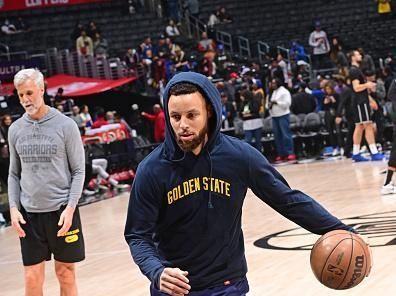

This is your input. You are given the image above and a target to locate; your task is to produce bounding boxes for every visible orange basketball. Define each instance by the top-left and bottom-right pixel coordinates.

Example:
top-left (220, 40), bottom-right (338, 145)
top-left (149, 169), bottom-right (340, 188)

top-left (310, 230), bottom-right (372, 290)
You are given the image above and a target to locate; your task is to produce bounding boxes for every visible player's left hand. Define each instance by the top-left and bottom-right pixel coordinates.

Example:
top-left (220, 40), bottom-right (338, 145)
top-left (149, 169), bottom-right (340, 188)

top-left (57, 206), bottom-right (75, 237)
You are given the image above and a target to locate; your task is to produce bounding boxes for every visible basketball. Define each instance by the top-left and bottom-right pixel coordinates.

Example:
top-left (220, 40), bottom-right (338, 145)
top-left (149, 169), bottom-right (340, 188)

top-left (310, 230), bottom-right (372, 290)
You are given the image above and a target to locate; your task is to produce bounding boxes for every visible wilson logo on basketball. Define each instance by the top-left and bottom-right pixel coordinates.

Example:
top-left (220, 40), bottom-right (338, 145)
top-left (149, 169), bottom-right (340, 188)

top-left (343, 255), bottom-right (364, 289)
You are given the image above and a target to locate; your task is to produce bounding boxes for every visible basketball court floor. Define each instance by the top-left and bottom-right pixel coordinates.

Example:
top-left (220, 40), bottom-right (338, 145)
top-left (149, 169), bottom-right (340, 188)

top-left (1, 158), bottom-right (395, 296)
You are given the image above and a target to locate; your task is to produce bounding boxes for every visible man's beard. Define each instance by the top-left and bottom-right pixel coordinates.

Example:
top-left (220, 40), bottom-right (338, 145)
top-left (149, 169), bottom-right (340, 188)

top-left (176, 124), bottom-right (208, 153)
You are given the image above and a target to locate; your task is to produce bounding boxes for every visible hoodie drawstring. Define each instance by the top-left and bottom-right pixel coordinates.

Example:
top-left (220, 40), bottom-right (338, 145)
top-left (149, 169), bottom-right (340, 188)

top-left (207, 149), bottom-right (214, 209)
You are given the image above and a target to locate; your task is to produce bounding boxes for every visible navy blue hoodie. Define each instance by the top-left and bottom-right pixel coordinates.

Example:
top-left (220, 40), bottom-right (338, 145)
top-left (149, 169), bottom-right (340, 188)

top-left (124, 72), bottom-right (353, 291)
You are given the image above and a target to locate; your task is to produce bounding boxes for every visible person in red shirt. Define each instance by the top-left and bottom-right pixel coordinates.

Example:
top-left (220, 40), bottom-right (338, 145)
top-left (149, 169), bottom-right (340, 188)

top-left (91, 107), bottom-right (108, 129)
top-left (141, 104), bottom-right (165, 142)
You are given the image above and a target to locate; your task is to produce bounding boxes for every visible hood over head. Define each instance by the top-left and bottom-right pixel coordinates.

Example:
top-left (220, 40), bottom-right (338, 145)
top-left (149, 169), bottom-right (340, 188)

top-left (162, 72), bottom-right (222, 161)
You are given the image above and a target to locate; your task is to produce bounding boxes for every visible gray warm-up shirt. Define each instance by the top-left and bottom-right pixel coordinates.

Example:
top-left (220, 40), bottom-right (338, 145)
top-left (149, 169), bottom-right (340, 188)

top-left (8, 107), bottom-right (85, 213)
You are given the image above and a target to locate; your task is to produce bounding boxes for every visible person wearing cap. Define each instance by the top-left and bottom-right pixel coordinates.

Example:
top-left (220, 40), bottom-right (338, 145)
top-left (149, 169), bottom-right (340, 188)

top-left (308, 21), bottom-right (330, 70)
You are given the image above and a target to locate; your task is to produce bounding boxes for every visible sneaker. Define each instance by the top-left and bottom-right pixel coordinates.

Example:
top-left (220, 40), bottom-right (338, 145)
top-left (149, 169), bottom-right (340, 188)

top-left (381, 183), bottom-right (396, 195)
top-left (114, 184), bottom-right (130, 191)
top-left (83, 189), bottom-right (96, 196)
top-left (352, 154), bottom-right (370, 162)
top-left (274, 156), bottom-right (286, 164)
top-left (287, 154), bottom-right (297, 164)
top-left (332, 147), bottom-right (340, 156)
top-left (371, 153), bottom-right (384, 161)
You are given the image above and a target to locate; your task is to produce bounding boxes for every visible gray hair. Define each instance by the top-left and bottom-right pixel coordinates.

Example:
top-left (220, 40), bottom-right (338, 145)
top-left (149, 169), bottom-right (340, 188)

top-left (13, 68), bottom-right (44, 89)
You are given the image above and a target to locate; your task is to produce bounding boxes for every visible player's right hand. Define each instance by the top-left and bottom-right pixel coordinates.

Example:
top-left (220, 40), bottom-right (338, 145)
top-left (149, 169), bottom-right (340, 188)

top-left (159, 267), bottom-right (191, 296)
top-left (10, 207), bottom-right (26, 238)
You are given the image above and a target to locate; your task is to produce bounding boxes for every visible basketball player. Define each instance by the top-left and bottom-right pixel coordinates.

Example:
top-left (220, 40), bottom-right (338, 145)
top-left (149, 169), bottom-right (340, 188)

top-left (8, 69), bottom-right (86, 295)
top-left (349, 50), bottom-right (384, 161)
top-left (124, 72), bottom-right (356, 296)
top-left (382, 78), bottom-right (396, 194)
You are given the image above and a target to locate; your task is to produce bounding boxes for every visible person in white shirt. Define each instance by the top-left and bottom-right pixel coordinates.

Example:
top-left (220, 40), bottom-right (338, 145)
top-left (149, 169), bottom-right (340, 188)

top-left (165, 19), bottom-right (180, 37)
top-left (268, 78), bottom-right (296, 163)
top-left (309, 21), bottom-right (330, 70)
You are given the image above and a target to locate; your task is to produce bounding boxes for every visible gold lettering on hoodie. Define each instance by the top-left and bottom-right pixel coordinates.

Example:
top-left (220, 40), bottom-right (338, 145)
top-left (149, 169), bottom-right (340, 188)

top-left (167, 177), bottom-right (230, 205)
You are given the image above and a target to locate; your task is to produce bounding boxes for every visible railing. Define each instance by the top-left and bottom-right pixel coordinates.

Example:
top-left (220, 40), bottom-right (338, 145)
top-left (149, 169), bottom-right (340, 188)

top-left (238, 36), bottom-right (251, 58)
top-left (0, 43), bottom-right (10, 61)
top-left (217, 30), bottom-right (233, 53)
top-left (187, 13), bottom-right (207, 39)
top-left (0, 51), bottom-right (28, 61)
top-left (257, 41), bottom-right (270, 63)
top-left (277, 46), bottom-right (290, 63)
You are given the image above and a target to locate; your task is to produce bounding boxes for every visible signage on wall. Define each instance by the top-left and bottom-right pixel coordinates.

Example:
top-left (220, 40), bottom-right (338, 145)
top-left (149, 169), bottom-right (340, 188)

top-left (0, 0), bottom-right (110, 12)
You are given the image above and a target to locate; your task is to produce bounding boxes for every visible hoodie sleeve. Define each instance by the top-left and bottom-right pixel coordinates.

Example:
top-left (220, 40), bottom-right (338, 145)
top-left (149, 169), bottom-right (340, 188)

top-left (7, 125), bottom-right (21, 209)
top-left (245, 145), bottom-right (354, 235)
top-left (64, 120), bottom-right (85, 208)
top-left (124, 165), bottom-right (165, 287)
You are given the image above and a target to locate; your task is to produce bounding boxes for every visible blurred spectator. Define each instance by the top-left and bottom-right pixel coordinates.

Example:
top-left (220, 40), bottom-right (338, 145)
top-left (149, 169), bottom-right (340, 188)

top-left (14, 17), bottom-right (30, 32)
top-left (207, 10), bottom-right (220, 27)
top-left (240, 89), bottom-right (262, 152)
top-left (199, 50), bottom-right (216, 77)
top-left (153, 57), bottom-right (167, 87)
top-left (124, 48), bottom-right (141, 74)
top-left (268, 78), bottom-right (296, 163)
top-left (87, 21), bottom-right (100, 39)
top-left (92, 107), bottom-right (108, 129)
top-left (54, 87), bottom-right (66, 107)
top-left (156, 35), bottom-right (170, 56)
top-left (252, 80), bottom-right (265, 114)
top-left (1, 19), bottom-right (19, 35)
top-left (141, 104), bottom-right (165, 142)
top-left (329, 36), bottom-right (348, 70)
top-left (93, 32), bottom-right (109, 58)
top-left (308, 21), bottom-right (330, 70)
top-left (0, 114), bottom-right (11, 226)
top-left (71, 105), bottom-right (85, 134)
top-left (129, 104), bottom-right (144, 136)
top-left (383, 66), bottom-right (394, 94)
top-left (290, 41), bottom-right (308, 63)
top-left (277, 53), bottom-right (289, 85)
top-left (173, 46), bottom-right (188, 72)
top-left (220, 92), bottom-right (236, 128)
top-left (71, 21), bottom-right (85, 42)
top-left (270, 59), bottom-right (286, 85)
top-left (185, 0), bottom-right (200, 19)
top-left (106, 111), bottom-right (115, 124)
top-left (218, 7), bottom-right (233, 23)
top-left (140, 36), bottom-right (153, 58)
top-left (165, 19), bottom-right (180, 37)
top-left (76, 30), bottom-right (94, 56)
top-left (114, 112), bottom-right (132, 138)
top-left (167, 0), bottom-right (180, 23)
top-left (291, 84), bottom-right (317, 114)
top-left (358, 48), bottom-right (375, 74)
top-left (323, 82), bottom-right (343, 155)
top-left (80, 104), bottom-right (93, 127)
top-left (57, 105), bottom-right (64, 113)
top-left (198, 31), bottom-right (216, 52)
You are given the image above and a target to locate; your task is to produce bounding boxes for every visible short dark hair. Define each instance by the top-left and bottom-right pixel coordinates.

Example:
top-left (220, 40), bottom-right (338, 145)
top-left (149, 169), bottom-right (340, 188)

top-left (169, 82), bottom-right (202, 97)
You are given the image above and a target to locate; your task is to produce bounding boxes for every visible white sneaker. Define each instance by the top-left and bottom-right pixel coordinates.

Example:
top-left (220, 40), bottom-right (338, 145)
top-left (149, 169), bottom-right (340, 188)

top-left (332, 148), bottom-right (340, 156)
top-left (381, 184), bottom-right (396, 195)
top-left (83, 189), bottom-right (96, 196)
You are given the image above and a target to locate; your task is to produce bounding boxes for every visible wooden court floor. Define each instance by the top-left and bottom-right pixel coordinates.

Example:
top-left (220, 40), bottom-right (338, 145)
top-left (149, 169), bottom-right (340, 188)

top-left (1, 158), bottom-right (396, 296)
